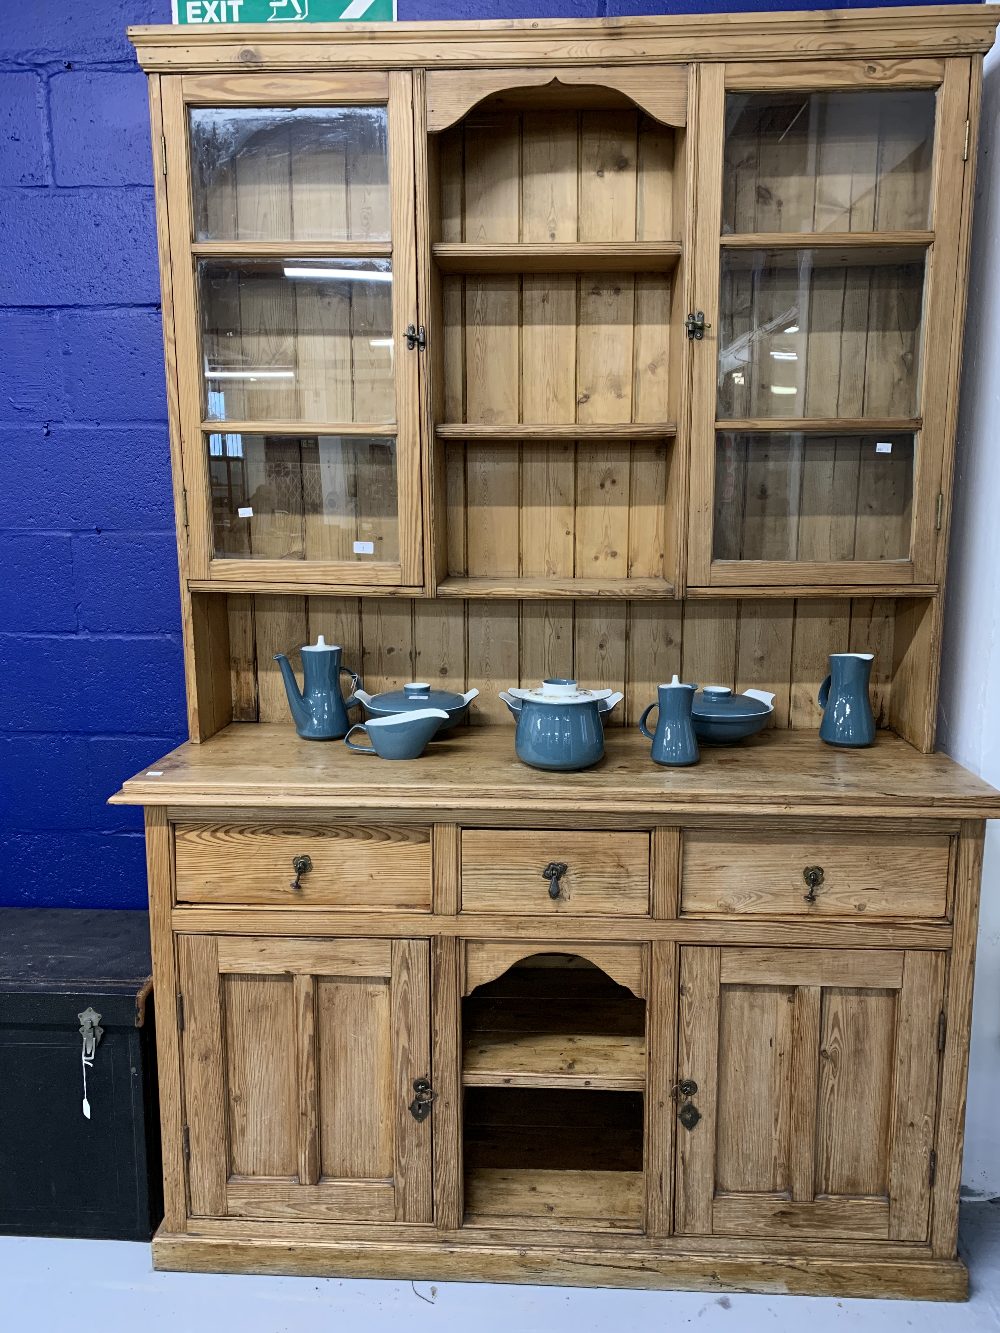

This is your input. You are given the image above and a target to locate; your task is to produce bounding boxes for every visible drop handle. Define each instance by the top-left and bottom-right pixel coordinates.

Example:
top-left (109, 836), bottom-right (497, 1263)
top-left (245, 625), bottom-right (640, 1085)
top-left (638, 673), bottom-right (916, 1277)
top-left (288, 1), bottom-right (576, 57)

top-left (803, 865), bottom-right (825, 904)
top-left (542, 861), bottom-right (569, 900)
top-left (290, 854), bottom-right (313, 892)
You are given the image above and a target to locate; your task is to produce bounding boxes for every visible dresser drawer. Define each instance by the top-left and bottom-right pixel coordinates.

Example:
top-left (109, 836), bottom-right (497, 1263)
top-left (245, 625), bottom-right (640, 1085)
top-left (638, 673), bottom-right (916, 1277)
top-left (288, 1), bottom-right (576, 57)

top-left (174, 822), bottom-right (432, 909)
top-left (461, 831), bottom-right (650, 915)
top-left (681, 830), bottom-right (950, 919)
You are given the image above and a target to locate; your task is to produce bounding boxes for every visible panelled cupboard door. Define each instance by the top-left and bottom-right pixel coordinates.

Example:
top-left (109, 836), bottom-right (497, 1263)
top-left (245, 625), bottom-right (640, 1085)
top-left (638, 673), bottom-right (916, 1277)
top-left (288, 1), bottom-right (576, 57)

top-left (675, 947), bottom-right (944, 1242)
top-left (161, 72), bottom-right (423, 588)
top-left (687, 58), bottom-right (973, 589)
top-left (178, 935), bottom-right (432, 1223)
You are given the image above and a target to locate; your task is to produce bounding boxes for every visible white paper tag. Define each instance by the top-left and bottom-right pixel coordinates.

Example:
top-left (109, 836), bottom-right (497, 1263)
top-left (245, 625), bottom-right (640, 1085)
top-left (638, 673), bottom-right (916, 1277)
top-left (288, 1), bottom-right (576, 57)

top-left (875, 442), bottom-right (893, 455)
top-left (237, 506), bottom-right (253, 518)
top-left (353, 540), bottom-right (375, 555)
top-left (145, 770), bottom-right (164, 777)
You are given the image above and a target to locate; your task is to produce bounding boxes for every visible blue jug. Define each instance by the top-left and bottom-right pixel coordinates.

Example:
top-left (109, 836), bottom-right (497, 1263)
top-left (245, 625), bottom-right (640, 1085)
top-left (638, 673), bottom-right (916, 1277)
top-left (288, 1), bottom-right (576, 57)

top-left (818, 652), bottom-right (876, 748)
top-left (638, 675), bottom-right (699, 767)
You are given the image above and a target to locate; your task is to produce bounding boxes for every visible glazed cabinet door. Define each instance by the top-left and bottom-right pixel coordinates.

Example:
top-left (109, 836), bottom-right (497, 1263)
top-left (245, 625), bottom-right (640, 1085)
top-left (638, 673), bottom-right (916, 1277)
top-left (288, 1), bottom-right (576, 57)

top-left (688, 58), bottom-right (973, 589)
top-left (178, 935), bottom-right (432, 1223)
top-left (161, 72), bottom-right (423, 588)
top-left (675, 947), bottom-right (944, 1241)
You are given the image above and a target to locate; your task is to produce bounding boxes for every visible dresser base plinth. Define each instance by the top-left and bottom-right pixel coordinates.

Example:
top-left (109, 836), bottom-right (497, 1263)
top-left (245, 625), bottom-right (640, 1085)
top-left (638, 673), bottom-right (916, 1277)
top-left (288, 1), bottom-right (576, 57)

top-left (151, 1229), bottom-right (968, 1301)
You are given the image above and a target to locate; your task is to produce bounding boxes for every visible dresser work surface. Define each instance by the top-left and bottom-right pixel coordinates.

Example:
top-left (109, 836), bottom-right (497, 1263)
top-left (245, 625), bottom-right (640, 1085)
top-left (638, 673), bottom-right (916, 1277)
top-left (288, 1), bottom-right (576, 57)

top-left (127, 3), bottom-right (998, 1301)
top-left (115, 725), bottom-right (1000, 819)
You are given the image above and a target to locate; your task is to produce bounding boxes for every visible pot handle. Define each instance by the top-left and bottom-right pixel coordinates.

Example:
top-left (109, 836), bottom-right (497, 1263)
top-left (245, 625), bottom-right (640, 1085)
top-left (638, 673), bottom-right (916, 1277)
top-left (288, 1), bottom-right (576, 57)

top-left (818, 674), bottom-right (832, 710)
top-left (599, 691), bottom-right (624, 714)
top-left (341, 666), bottom-right (362, 710)
top-left (344, 723), bottom-right (376, 754)
top-left (638, 702), bottom-right (658, 740)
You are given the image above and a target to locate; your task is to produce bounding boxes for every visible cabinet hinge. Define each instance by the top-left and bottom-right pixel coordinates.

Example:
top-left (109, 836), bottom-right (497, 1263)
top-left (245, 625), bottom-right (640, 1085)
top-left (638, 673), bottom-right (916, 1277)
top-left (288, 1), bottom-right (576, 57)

top-left (182, 1125), bottom-right (191, 1161)
top-left (181, 488), bottom-right (189, 530)
top-left (935, 492), bottom-right (944, 532)
top-left (963, 119), bottom-right (971, 162)
top-left (176, 993), bottom-right (185, 1033)
top-left (938, 1009), bottom-right (947, 1054)
top-left (161, 133), bottom-right (168, 176)
top-left (929, 1149), bottom-right (937, 1188)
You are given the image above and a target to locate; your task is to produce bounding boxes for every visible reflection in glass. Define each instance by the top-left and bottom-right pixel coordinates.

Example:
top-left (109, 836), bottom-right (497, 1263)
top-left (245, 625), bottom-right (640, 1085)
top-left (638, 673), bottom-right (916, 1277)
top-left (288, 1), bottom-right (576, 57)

top-left (199, 259), bottom-right (394, 424)
top-left (713, 432), bottom-right (913, 562)
top-left (190, 106), bottom-right (390, 242)
top-left (723, 90), bottom-right (935, 235)
top-left (207, 433), bottom-right (399, 563)
top-left (717, 251), bottom-right (925, 420)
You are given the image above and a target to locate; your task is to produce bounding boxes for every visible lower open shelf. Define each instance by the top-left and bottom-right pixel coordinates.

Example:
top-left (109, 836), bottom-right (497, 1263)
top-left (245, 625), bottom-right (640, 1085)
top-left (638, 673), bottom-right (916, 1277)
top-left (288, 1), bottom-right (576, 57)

top-left (464, 1086), bottom-right (646, 1230)
top-left (464, 1167), bottom-right (644, 1229)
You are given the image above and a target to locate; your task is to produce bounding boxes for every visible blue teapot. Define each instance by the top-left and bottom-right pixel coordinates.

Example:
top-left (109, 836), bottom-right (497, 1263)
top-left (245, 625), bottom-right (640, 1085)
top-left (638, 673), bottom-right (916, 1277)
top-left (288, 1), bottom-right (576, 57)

top-left (499, 678), bottom-right (623, 771)
top-left (274, 635), bottom-right (361, 740)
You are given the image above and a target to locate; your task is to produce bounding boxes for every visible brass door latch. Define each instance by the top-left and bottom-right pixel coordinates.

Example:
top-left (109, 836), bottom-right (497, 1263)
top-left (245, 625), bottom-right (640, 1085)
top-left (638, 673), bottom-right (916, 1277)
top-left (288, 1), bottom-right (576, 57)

top-left (673, 1078), bottom-right (701, 1130)
top-left (408, 1076), bottom-right (437, 1123)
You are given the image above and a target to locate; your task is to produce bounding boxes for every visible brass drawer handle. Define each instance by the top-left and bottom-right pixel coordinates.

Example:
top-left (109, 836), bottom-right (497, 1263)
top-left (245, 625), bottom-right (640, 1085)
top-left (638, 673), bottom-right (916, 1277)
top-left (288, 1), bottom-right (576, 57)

top-left (542, 861), bottom-right (568, 900)
top-left (290, 854), bottom-right (313, 892)
top-left (803, 865), bottom-right (825, 904)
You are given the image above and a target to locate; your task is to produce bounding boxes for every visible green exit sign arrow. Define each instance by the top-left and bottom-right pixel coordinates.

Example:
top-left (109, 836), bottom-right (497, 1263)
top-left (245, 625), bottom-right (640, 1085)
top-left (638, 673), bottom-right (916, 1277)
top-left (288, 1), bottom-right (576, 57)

top-left (171, 0), bottom-right (395, 22)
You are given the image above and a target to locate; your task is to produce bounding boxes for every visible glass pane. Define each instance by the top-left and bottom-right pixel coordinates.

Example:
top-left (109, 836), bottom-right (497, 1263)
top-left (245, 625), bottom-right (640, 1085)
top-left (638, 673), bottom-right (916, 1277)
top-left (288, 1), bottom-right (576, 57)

top-left (207, 432), bottom-right (399, 563)
top-left (723, 90), bottom-right (935, 234)
top-left (190, 106), bottom-right (389, 242)
top-left (717, 250), bottom-right (924, 420)
top-left (713, 432), bottom-right (914, 562)
top-left (199, 258), bottom-right (395, 424)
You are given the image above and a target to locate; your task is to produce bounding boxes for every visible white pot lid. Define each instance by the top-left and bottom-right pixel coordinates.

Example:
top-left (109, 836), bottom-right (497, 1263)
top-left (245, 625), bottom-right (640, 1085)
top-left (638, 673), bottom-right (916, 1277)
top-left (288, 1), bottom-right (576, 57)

top-left (507, 678), bottom-right (614, 706)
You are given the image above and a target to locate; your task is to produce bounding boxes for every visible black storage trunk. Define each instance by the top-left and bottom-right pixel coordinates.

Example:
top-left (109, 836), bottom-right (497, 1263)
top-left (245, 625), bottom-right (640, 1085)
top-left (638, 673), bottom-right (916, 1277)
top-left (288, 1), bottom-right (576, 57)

top-left (0, 909), bottom-right (163, 1240)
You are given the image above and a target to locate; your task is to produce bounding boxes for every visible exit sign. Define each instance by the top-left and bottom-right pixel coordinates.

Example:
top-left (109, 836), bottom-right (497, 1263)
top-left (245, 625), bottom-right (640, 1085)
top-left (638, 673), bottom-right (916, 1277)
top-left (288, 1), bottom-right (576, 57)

top-left (171, 0), bottom-right (395, 22)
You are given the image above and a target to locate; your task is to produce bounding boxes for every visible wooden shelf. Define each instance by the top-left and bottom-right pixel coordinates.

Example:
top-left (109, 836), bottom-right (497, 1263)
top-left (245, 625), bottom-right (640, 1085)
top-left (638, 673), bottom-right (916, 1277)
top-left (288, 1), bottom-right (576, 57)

top-left (436, 577), bottom-right (675, 599)
top-left (463, 1031), bottom-right (646, 1091)
top-left (191, 241), bottom-right (393, 260)
top-left (464, 1167), bottom-right (643, 1227)
top-left (200, 420), bottom-right (396, 437)
top-left (432, 242), bottom-right (681, 273)
top-left (436, 422), bottom-right (675, 441)
top-left (720, 232), bottom-right (932, 268)
top-left (716, 418), bottom-right (922, 435)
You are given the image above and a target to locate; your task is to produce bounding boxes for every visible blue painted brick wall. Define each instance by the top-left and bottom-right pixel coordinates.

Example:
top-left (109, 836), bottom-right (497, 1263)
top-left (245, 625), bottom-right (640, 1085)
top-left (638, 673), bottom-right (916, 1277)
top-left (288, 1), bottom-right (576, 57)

top-left (0, 0), bottom-right (972, 909)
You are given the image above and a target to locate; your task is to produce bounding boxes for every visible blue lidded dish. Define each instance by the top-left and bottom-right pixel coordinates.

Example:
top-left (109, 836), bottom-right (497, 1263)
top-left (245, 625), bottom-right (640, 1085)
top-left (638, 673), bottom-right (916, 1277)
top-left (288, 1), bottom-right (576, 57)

top-left (691, 686), bottom-right (775, 744)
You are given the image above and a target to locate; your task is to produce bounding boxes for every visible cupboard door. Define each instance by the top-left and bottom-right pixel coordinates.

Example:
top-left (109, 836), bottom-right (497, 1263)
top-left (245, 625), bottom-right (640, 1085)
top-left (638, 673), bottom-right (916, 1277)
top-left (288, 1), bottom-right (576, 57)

top-left (178, 934), bottom-right (432, 1223)
top-left (689, 60), bottom-right (972, 588)
top-left (675, 947), bottom-right (944, 1241)
top-left (163, 73), bottom-right (423, 587)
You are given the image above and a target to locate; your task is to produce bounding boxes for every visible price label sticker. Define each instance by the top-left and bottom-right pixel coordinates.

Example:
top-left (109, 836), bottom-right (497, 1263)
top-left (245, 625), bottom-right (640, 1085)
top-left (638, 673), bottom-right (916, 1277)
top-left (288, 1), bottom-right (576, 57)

top-left (237, 506), bottom-right (254, 517)
top-left (875, 442), bottom-right (893, 455)
top-left (353, 540), bottom-right (375, 555)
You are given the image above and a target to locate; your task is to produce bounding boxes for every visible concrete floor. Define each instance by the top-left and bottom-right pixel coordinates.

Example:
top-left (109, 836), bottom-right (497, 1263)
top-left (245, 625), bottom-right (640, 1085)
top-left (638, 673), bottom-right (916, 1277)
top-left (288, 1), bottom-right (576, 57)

top-left (5, 1202), bottom-right (1000, 1333)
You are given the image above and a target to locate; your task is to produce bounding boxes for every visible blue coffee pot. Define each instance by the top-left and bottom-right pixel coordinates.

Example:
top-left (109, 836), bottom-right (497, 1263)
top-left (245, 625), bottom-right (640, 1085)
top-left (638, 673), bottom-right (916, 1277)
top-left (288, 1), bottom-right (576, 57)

top-left (638, 675), bottom-right (699, 766)
top-left (274, 635), bottom-right (361, 740)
